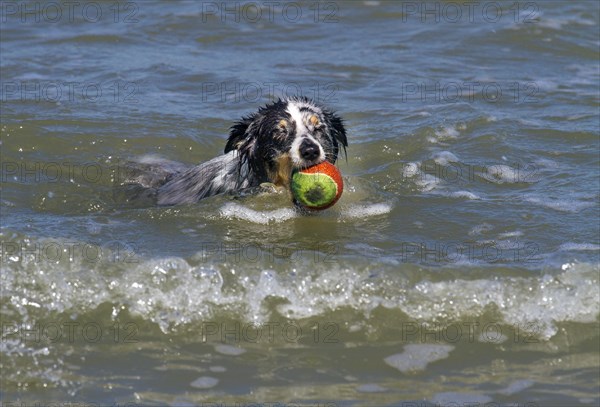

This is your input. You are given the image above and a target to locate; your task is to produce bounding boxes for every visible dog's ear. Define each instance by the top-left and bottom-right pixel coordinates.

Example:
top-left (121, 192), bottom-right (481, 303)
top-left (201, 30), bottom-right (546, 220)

top-left (325, 111), bottom-right (348, 159)
top-left (225, 115), bottom-right (254, 153)
top-left (329, 113), bottom-right (348, 147)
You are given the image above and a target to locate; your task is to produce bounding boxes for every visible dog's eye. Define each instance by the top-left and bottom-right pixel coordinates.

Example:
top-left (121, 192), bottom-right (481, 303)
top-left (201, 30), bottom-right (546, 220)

top-left (278, 119), bottom-right (288, 130)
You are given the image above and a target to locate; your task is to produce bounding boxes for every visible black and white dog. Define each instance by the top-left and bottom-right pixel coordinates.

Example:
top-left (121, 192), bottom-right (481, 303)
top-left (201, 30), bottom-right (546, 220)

top-left (123, 97), bottom-right (347, 205)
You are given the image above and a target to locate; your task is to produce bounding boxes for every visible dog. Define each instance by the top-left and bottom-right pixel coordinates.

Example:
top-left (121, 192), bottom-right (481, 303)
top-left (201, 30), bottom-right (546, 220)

top-left (121, 97), bottom-right (348, 206)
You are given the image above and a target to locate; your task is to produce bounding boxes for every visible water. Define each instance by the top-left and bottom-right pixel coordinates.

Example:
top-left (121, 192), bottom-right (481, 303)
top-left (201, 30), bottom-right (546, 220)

top-left (1, 1), bottom-right (599, 405)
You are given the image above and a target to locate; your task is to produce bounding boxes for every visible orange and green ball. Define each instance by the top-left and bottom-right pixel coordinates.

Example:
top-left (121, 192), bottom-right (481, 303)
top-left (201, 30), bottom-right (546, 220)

top-left (291, 161), bottom-right (343, 210)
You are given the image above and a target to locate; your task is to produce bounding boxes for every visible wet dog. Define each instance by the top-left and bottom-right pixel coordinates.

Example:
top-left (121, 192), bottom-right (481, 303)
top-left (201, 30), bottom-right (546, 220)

top-left (122, 97), bottom-right (347, 205)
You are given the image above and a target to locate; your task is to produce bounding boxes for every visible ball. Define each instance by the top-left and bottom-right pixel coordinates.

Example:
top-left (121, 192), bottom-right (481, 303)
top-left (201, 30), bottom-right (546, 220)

top-left (291, 161), bottom-right (343, 210)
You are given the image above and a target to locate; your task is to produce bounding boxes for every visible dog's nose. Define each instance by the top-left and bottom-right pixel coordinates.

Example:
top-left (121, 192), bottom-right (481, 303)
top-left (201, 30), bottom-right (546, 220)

top-left (299, 139), bottom-right (320, 161)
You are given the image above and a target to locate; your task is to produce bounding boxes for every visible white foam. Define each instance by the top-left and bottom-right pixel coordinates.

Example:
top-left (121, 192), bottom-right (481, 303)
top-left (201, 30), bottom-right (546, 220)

top-left (479, 165), bottom-right (523, 184)
top-left (214, 344), bottom-right (246, 356)
top-left (384, 344), bottom-right (454, 373)
top-left (468, 223), bottom-right (494, 236)
top-left (432, 151), bottom-right (459, 166)
top-left (497, 380), bottom-right (535, 396)
top-left (525, 196), bottom-right (595, 213)
top-left (559, 243), bottom-right (600, 251)
top-left (356, 383), bottom-right (387, 393)
top-left (340, 203), bottom-right (392, 219)
top-left (498, 231), bottom-right (524, 238)
top-left (434, 125), bottom-right (460, 140)
top-left (415, 173), bottom-right (441, 192)
top-left (401, 263), bottom-right (600, 339)
top-left (534, 158), bottom-right (560, 169)
top-left (431, 392), bottom-right (492, 405)
top-left (536, 16), bottom-right (596, 30)
top-left (219, 202), bottom-right (297, 224)
top-left (3, 235), bottom-right (598, 342)
top-left (402, 162), bottom-right (420, 178)
top-left (448, 191), bottom-right (480, 200)
top-left (477, 331), bottom-right (508, 344)
top-left (190, 376), bottom-right (219, 389)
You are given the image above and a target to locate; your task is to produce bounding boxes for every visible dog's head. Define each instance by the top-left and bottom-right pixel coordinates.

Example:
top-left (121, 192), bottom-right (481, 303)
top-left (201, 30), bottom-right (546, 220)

top-left (225, 97), bottom-right (348, 187)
